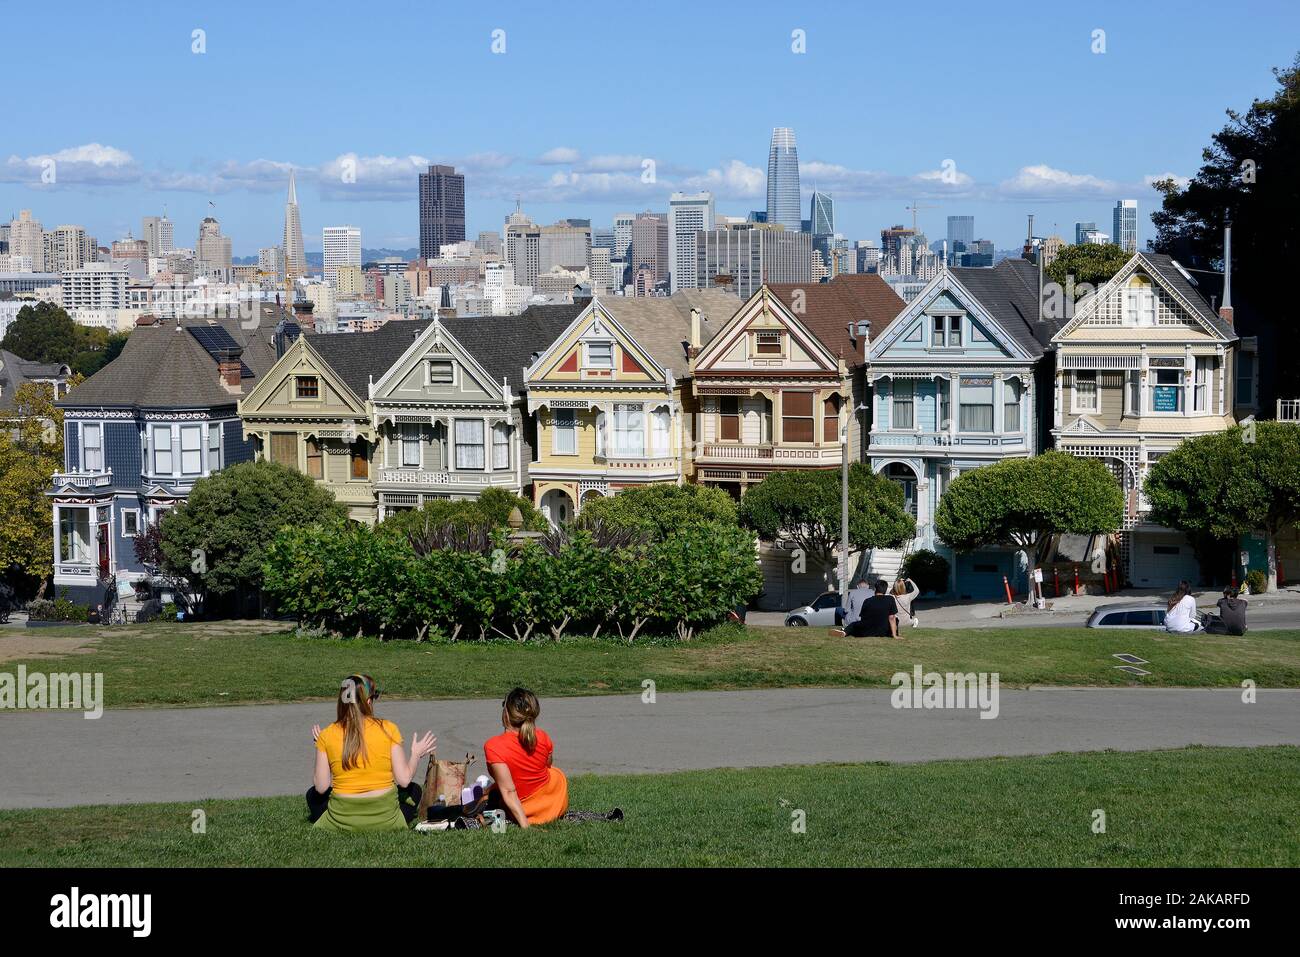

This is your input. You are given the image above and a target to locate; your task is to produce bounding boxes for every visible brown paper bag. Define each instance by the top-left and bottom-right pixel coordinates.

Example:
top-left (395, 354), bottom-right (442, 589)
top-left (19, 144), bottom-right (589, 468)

top-left (416, 752), bottom-right (474, 819)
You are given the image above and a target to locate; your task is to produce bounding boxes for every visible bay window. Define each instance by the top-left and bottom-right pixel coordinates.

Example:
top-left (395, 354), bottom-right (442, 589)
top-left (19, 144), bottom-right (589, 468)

top-left (651, 408), bottom-right (671, 455)
top-left (823, 395), bottom-right (840, 442)
top-left (181, 425), bottom-right (203, 474)
top-left (350, 439), bottom-right (369, 479)
top-left (1193, 357), bottom-right (1211, 412)
top-left (719, 396), bottom-right (740, 441)
top-left (959, 376), bottom-right (994, 432)
top-left (454, 420), bottom-right (485, 470)
top-left (613, 404), bottom-right (645, 456)
top-left (152, 425), bottom-right (173, 474)
top-left (59, 509), bottom-right (92, 563)
top-left (1003, 379), bottom-right (1021, 433)
top-left (891, 381), bottom-right (914, 430)
top-left (209, 422), bottom-right (222, 471)
top-left (782, 391), bottom-right (815, 443)
top-left (492, 423), bottom-right (510, 469)
top-left (305, 438), bottom-right (323, 479)
top-left (1073, 371), bottom-right (1099, 412)
top-left (1151, 368), bottom-right (1184, 412)
top-left (553, 409), bottom-right (577, 454)
top-left (400, 424), bottom-right (421, 467)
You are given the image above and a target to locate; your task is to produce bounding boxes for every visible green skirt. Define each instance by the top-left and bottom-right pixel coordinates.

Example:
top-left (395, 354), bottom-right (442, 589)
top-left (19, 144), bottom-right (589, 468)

top-left (313, 789), bottom-right (409, 833)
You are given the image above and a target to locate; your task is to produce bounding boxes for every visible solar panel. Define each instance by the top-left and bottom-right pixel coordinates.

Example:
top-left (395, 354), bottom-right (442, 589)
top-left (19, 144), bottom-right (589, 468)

top-left (188, 326), bottom-right (252, 377)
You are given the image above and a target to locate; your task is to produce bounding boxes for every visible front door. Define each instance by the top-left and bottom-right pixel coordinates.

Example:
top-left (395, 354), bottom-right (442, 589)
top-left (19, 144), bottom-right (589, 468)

top-left (97, 523), bottom-right (110, 579)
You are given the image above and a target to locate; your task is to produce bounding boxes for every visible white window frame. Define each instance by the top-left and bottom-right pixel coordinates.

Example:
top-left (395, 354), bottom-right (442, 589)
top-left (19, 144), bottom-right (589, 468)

top-left (399, 424), bottom-right (422, 468)
top-left (152, 424), bottom-right (173, 475)
top-left (1193, 356), bottom-right (1211, 412)
top-left (891, 380), bottom-right (915, 431)
top-left (612, 403), bottom-right (646, 457)
top-left (454, 419), bottom-right (485, 471)
top-left (121, 508), bottom-right (140, 538)
top-left (1071, 370), bottom-right (1099, 414)
top-left (208, 422), bottom-right (222, 472)
top-left (650, 406), bottom-right (671, 455)
top-left (491, 422), bottom-right (510, 470)
top-left (82, 422), bottom-right (103, 472)
top-left (1003, 379), bottom-right (1021, 433)
top-left (1149, 368), bottom-right (1185, 414)
top-left (584, 341), bottom-right (614, 369)
top-left (180, 425), bottom-right (203, 475)
top-left (552, 409), bottom-right (578, 455)
top-left (1235, 351), bottom-right (1256, 407)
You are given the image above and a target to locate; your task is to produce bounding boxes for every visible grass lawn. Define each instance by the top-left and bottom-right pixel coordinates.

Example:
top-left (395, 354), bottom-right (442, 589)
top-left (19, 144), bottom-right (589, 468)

top-left (3, 621), bottom-right (1299, 708)
top-left (1, 746), bottom-right (1295, 867)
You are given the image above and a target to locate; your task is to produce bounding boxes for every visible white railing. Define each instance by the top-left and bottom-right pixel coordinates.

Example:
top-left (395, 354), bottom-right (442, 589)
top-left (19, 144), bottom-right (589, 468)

top-left (51, 469), bottom-right (112, 488)
top-left (378, 468), bottom-right (502, 486)
top-left (701, 443), bottom-right (775, 460)
top-left (1278, 399), bottom-right (1300, 422)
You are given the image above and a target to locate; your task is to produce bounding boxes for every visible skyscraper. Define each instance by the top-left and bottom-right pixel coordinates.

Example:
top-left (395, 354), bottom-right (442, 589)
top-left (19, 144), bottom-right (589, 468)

top-left (765, 128), bottom-right (801, 233)
top-left (322, 226), bottom-right (362, 287)
top-left (283, 169), bottom-right (306, 282)
top-left (504, 204), bottom-right (541, 288)
top-left (141, 214), bottom-right (174, 257)
top-left (1113, 200), bottom-right (1138, 253)
top-left (810, 191), bottom-right (834, 264)
top-left (196, 217), bottom-right (232, 277)
top-left (630, 212), bottom-right (669, 295)
top-left (946, 215), bottom-right (974, 262)
top-left (418, 164), bottom-right (466, 260)
top-left (612, 213), bottom-right (635, 260)
top-left (697, 223), bottom-right (812, 299)
top-left (9, 210), bottom-right (44, 271)
top-left (668, 192), bottom-right (715, 292)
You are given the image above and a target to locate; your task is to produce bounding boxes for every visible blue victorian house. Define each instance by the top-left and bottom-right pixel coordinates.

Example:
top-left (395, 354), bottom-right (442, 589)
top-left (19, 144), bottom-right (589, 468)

top-left (48, 312), bottom-right (280, 606)
top-left (865, 258), bottom-right (1059, 598)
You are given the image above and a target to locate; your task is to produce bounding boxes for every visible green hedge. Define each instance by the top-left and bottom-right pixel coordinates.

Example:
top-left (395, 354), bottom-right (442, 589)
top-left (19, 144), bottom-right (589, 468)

top-left (263, 518), bottom-right (761, 643)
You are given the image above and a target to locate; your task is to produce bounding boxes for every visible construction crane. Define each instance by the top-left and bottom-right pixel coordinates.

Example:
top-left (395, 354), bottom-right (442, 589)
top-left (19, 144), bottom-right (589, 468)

top-left (905, 200), bottom-right (938, 232)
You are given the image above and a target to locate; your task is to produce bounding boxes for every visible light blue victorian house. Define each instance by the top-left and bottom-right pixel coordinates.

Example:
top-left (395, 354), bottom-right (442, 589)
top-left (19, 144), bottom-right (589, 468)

top-left (865, 258), bottom-right (1059, 598)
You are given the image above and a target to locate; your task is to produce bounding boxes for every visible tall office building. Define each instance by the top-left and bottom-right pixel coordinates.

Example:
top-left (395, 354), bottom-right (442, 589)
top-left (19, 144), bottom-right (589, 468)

top-left (258, 246), bottom-right (285, 283)
top-left (475, 231), bottom-right (502, 256)
top-left (946, 216), bottom-right (975, 262)
top-left (504, 205), bottom-right (541, 288)
top-left (612, 213), bottom-right (635, 260)
top-left (418, 164), bottom-right (466, 260)
top-left (696, 223), bottom-right (812, 299)
top-left (196, 218), bottom-right (232, 274)
top-left (880, 225), bottom-right (918, 263)
top-left (141, 214), bottom-right (174, 257)
top-left (283, 170), bottom-right (306, 282)
top-left (668, 192), bottom-right (715, 292)
top-left (322, 226), bottom-right (362, 287)
top-left (630, 212), bottom-right (669, 295)
top-left (1113, 200), bottom-right (1138, 253)
top-left (9, 210), bottom-right (44, 271)
top-left (539, 221), bottom-right (591, 273)
top-left (765, 128), bottom-right (802, 233)
top-left (810, 191), bottom-right (835, 264)
top-left (43, 225), bottom-right (94, 273)
top-left (1074, 221), bottom-right (1098, 245)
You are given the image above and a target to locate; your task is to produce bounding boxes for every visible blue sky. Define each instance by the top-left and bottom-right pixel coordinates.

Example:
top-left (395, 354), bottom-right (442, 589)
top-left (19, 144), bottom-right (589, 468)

top-left (1, 0), bottom-right (1296, 255)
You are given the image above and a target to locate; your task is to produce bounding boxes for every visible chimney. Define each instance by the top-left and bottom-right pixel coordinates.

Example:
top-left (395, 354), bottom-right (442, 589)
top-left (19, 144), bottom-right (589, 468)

top-left (293, 299), bottom-right (316, 332)
top-left (1218, 224), bottom-right (1233, 326)
top-left (217, 348), bottom-right (243, 392)
top-left (688, 308), bottom-right (701, 355)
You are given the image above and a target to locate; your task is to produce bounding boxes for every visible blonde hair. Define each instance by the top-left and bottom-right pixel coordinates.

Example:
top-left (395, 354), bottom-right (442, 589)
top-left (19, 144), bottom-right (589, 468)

top-left (891, 579), bottom-right (907, 597)
top-left (504, 687), bottom-right (541, 754)
top-left (337, 674), bottom-right (387, 770)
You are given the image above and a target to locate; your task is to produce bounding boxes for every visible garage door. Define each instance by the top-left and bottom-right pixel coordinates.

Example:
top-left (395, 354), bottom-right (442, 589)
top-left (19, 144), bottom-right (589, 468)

top-left (955, 551), bottom-right (1018, 601)
top-left (1129, 532), bottom-right (1200, 588)
top-left (758, 543), bottom-right (834, 611)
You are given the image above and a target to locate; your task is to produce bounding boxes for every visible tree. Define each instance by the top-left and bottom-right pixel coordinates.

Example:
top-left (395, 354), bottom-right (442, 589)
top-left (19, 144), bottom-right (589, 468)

top-left (934, 452), bottom-right (1124, 601)
top-left (1044, 242), bottom-right (1131, 288)
top-left (0, 302), bottom-right (115, 375)
top-left (159, 460), bottom-right (346, 607)
top-left (377, 487), bottom-right (544, 542)
top-left (1150, 54), bottom-right (1300, 395)
top-left (0, 382), bottom-right (65, 592)
top-left (1145, 423), bottom-right (1300, 591)
top-left (577, 483), bottom-right (739, 539)
top-left (739, 463), bottom-right (915, 576)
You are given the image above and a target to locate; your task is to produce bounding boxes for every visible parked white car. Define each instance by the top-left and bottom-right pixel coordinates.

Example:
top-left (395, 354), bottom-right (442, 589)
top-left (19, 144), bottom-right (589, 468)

top-left (1085, 601), bottom-right (1206, 631)
top-left (784, 592), bottom-right (843, 627)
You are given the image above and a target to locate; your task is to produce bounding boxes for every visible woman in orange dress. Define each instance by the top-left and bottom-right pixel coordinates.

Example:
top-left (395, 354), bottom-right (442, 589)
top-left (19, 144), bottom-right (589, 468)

top-left (484, 687), bottom-right (568, 827)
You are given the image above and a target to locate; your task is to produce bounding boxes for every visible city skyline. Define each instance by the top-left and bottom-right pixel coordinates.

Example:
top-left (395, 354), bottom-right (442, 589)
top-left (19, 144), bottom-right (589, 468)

top-left (2, 1), bottom-right (1296, 254)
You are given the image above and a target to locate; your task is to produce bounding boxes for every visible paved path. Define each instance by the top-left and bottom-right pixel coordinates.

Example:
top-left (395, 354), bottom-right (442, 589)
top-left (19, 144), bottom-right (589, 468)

top-left (2, 688), bottom-right (1298, 809)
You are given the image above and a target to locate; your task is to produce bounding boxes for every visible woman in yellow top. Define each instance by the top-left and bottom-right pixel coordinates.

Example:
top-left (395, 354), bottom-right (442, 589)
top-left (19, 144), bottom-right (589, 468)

top-left (307, 674), bottom-right (436, 832)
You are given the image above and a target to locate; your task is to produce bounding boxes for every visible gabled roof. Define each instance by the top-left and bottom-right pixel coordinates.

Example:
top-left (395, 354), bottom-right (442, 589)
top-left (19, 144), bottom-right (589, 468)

top-left (0, 350), bottom-right (71, 413)
top-left (595, 290), bottom-right (738, 379)
top-left (438, 302), bottom-right (585, 395)
top-left (306, 319), bottom-right (434, 401)
top-left (1053, 251), bottom-right (1237, 343)
top-left (949, 259), bottom-right (1058, 355)
top-left (767, 273), bottom-right (905, 367)
top-left (57, 310), bottom-right (281, 410)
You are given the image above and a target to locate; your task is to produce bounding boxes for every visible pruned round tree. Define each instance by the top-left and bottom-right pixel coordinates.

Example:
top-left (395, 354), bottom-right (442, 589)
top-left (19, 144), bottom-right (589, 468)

top-left (934, 451), bottom-right (1124, 599)
top-left (1145, 422), bottom-right (1300, 591)
top-left (577, 483), bottom-right (739, 540)
top-left (738, 463), bottom-right (915, 577)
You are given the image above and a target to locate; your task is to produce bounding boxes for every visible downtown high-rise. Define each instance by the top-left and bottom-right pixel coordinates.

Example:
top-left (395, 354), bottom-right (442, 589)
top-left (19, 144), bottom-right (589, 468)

top-left (283, 170), bottom-right (306, 283)
top-left (1113, 200), bottom-right (1138, 253)
top-left (668, 192), bottom-right (714, 292)
top-left (765, 128), bottom-right (802, 233)
top-left (418, 164), bottom-right (466, 260)
top-left (322, 225), bottom-right (362, 287)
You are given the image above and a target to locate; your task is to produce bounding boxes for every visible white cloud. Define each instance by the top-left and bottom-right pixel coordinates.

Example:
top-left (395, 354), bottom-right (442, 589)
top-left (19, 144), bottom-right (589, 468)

top-left (538, 146), bottom-right (580, 165)
top-left (0, 142), bottom-right (140, 186)
top-left (681, 160), bottom-right (765, 199)
top-left (583, 154), bottom-right (646, 173)
top-left (1144, 171), bottom-right (1190, 190)
top-left (997, 164), bottom-right (1119, 199)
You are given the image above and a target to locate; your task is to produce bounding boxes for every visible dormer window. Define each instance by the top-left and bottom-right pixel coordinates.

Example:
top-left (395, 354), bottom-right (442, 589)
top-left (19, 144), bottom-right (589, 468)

top-left (932, 315), bottom-right (961, 347)
top-left (1124, 276), bottom-right (1156, 326)
top-left (585, 341), bottom-right (613, 369)
top-left (295, 376), bottom-right (319, 399)
top-left (427, 359), bottom-right (454, 384)
top-left (755, 331), bottom-right (783, 355)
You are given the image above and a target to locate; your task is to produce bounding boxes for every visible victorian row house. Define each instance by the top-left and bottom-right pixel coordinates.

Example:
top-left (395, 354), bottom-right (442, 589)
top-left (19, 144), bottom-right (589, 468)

top-left (48, 312), bottom-right (278, 605)
top-left (1050, 250), bottom-right (1250, 587)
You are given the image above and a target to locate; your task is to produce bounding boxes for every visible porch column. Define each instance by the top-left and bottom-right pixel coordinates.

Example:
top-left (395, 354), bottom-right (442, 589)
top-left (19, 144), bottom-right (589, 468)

top-left (1053, 369), bottom-right (1063, 430)
top-left (483, 416), bottom-right (492, 474)
top-left (994, 373), bottom-right (1004, 436)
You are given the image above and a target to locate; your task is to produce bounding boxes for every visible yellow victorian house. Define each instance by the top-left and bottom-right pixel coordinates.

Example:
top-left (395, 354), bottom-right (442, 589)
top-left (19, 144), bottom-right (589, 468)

top-left (524, 291), bottom-right (737, 523)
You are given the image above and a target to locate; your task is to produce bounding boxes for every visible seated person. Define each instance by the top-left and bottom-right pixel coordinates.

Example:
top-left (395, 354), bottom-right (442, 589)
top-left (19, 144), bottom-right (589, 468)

top-left (892, 577), bottom-right (921, 629)
top-left (484, 687), bottom-right (568, 828)
top-left (1208, 587), bottom-right (1248, 635)
top-left (308, 673), bottom-right (435, 832)
top-left (1164, 581), bottom-right (1200, 634)
top-left (836, 580), bottom-right (899, 638)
